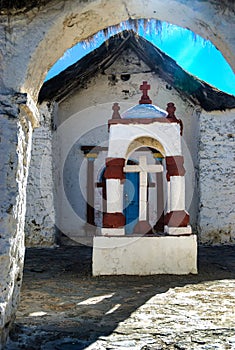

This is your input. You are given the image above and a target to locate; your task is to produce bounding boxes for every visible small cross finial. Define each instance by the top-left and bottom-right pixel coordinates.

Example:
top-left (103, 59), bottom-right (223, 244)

top-left (139, 81), bottom-right (152, 104)
top-left (166, 102), bottom-right (176, 117)
top-left (166, 102), bottom-right (183, 135)
top-left (112, 102), bottom-right (121, 119)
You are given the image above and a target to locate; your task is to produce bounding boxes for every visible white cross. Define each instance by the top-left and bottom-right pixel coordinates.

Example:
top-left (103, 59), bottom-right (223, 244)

top-left (124, 156), bottom-right (163, 220)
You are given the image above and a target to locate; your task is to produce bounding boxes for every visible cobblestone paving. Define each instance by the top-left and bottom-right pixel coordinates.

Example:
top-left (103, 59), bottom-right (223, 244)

top-left (6, 245), bottom-right (235, 350)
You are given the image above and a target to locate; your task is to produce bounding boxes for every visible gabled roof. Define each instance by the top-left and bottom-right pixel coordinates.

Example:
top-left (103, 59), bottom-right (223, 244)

top-left (39, 30), bottom-right (235, 111)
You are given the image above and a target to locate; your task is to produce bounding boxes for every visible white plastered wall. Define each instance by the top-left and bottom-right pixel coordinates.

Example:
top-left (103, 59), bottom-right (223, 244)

top-left (25, 102), bottom-right (56, 247)
top-left (41, 49), bottom-right (198, 242)
top-left (107, 122), bottom-right (181, 158)
top-left (93, 235), bottom-right (198, 275)
top-left (198, 109), bottom-right (235, 244)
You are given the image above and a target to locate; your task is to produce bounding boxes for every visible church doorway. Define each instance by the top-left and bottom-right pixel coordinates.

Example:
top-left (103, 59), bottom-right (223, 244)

top-left (124, 170), bottom-right (140, 234)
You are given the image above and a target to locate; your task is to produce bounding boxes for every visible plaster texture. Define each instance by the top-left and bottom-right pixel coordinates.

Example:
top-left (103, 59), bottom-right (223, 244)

top-left (169, 175), bottom-right (185, 211)
top-left (25, 103), bottom-right (56, 247)
top-left (0, 94), bottom-right (34, 347)
top-left (101, 228), bottom-right (125, 236)
top-left (165, 225), bottom-right (192, 235)
top-left (108, 122), bottom-right (182, 158)
top-left (198, 110), bottom-right (235, 244)
top-left (106, 179), bottom-right (123, 213)
top-left (93, 235), bottom-right (197, 275)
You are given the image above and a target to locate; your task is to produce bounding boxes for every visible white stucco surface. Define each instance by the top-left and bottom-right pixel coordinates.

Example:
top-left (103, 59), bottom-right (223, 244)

top-left (165, 226), bottom-right (192, 235)
top-left (25, 103), bottom-right (56, 246)
top-left (106, 179), bottom-right (123, 213)
top-left (108, 122), bottom-right (182, 158)
top-left (93, 235), bottom-right (198, 275)
top-left (101, 228), bottom-right (125, 236)
top-left (198, 110), bottom-right (235, 244)
top-left (170, 176), bottom-right (185, 211)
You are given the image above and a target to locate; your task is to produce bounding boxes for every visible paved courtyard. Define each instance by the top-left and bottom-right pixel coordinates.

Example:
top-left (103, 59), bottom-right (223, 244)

top-left (6, 244), bottom-right (235, 350)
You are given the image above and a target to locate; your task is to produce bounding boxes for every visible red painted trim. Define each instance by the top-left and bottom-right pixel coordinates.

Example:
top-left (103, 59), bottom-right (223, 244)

top-left (104, 158), bottom-right (125, 180)
top-left (166, 156), bottom-right (185, 181)
top-left (133, 220), bottom-right (152, 235)
top-left (103, 212), bottom-right (125, 228)
top-left (166, 102), bottom-right (183, 135)
top-left (164, 210), bottom-right (189, 227)
top-left (86, 157), bottom-right (95, 226)
top-left (108, 117), bottom-right (170, 127)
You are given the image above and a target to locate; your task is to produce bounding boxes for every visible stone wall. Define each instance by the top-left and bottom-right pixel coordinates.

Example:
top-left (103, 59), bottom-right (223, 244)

top-left (198, 110), bottom-right (235, 244)
top-left (0, 93), bottom-right (33, 348)
top-left (25, 102), bottom-right (56, 247)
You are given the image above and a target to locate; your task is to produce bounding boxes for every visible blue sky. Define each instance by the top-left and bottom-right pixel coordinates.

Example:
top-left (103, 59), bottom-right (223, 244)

top-left (45, 20), bottom-right (235, 96)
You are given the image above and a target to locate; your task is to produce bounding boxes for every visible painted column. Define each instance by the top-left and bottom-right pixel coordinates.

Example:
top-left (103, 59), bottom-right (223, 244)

top-left (102, 158), bottom-right (125, 235)
top-left (164, 156), bottom-right (191, 235)
top-left (139, 169), bottom-right (148, 221)
top-left (106, 179), bottom-right (123, 213)
top-left (153, 153), bottom-right (164, 232)
top-left (86, 153), bottom-right (97, 226)
top-left (170, 176), bottom-right (185, 211)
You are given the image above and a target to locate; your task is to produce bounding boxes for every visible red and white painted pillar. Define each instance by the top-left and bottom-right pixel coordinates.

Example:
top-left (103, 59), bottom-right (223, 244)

top-left (102, 158), bottom-right (126, 235)
top-left (164, 156), bottom-right (191, 235)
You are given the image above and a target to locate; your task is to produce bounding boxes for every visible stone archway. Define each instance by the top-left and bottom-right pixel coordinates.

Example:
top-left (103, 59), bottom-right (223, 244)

top-left (1, 0), bottom-right (234, 100)
top-left (0, 0), bottom-right (234, 346)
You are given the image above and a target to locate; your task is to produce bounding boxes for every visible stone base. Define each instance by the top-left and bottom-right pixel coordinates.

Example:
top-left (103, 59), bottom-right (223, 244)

top-left (101, 228), bottom-right (125, 236)
top-left (93, 235), bottom-right (197, 275)
top-left (164, 225), bottom-right (192, 235)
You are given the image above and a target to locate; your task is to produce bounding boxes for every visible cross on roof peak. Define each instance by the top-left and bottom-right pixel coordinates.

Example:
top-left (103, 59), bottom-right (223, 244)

top-left (139, 81), bottom-right (152, 105)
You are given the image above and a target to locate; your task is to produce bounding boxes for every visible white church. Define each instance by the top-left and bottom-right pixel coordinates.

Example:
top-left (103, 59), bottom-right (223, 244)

top-left (1, 1), bottom-right (235, 346)
top-left (25, 30), bottom-right (235, 275)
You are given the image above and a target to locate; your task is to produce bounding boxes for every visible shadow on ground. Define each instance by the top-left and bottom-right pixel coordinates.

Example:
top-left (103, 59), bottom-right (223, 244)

top-left (6, 245), bottom-right (235, 350)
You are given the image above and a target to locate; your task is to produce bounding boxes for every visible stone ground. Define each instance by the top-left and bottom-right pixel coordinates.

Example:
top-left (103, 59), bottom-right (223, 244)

top-left (6, 244), bottom-right (235, 350)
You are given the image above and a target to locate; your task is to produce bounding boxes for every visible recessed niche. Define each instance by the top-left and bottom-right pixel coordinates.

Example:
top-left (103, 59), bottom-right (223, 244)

top-left (120, 74), bottom-right (131, 81)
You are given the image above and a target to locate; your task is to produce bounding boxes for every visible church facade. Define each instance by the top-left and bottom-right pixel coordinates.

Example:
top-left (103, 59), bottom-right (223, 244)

top-left (25, 31), bottom-right (235, 249)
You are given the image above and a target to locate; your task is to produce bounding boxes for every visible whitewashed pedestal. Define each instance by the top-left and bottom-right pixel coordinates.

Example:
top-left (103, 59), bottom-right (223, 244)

top-left (93, 235), bottom-right (197, 275)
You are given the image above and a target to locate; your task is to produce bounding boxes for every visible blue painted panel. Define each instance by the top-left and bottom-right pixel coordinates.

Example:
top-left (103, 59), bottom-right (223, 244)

top-left (124, 172), bottom-right (139, 234)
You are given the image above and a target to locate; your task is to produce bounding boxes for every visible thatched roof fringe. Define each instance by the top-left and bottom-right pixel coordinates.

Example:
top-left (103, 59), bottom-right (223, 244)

top-left (39, 30), bottom-right (235, 111)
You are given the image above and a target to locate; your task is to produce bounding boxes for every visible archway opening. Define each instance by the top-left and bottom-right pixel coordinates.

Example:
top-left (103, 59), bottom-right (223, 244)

top-left (44, 19), bottom-right (235, 96)
top-left (124, 140), bottom-right (166, 235)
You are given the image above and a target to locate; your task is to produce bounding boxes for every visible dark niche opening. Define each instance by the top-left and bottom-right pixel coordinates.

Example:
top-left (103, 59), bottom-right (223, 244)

top-left (120, 74), bottom-right (131, 81)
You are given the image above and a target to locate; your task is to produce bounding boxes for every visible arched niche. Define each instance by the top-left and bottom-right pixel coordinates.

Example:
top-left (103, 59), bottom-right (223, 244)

top-left (126, 136), bottom-right (165, 160)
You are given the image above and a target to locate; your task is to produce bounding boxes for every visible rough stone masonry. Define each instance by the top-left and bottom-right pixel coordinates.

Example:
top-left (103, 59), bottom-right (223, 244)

top-left (0, 93), bottom-right (34, 346)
